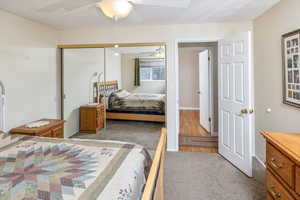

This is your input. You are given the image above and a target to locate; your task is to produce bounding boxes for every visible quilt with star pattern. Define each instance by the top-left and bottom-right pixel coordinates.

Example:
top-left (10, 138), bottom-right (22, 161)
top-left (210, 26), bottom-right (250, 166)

top-left (0, 131), bottom-right (152, 200)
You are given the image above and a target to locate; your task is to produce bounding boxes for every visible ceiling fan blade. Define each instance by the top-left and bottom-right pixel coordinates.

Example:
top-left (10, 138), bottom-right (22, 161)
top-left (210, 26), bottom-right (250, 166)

top-left (37, 0), bottom-right (97, 12)
top-left (129, 0), bottom-right (191, 8)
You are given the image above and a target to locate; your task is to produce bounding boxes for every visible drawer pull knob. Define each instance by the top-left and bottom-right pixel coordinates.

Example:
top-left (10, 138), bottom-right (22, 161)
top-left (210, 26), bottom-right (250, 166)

top-left (270, 158), bottom-right (283, 169)
top-left (270, 186), bottom-right (282, 199)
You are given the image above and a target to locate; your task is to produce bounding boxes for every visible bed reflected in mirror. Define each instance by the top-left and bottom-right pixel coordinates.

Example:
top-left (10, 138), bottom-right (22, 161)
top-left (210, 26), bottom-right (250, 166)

top-left (102, 45), bottom-right (166, 128)
top-left (62, 44), bottom-right (166, 149)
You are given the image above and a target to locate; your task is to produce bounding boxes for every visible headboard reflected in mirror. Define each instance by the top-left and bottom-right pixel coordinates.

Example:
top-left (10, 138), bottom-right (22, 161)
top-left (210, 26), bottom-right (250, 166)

top-left (0, 80), bottom-right (5, 95)
top-left (94, 80), bottom-right (119, 103)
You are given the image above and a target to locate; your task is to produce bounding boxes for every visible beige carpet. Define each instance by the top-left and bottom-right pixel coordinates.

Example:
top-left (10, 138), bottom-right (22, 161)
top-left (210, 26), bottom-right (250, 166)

top-left (72, 120), bottom-right (265, 199)
top-left (179, 136), bottom-right (218, 147)
top-left (72, 120), bottom-right (164, 151)
top-left (165, 152), bottom-right (265, 200)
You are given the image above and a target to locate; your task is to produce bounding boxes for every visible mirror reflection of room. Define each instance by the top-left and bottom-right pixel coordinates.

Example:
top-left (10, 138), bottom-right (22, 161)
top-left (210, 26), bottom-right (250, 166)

top-left (71, 45), bottom-right (166, 149)
top-left (63, 48), bottom-right (105, 138)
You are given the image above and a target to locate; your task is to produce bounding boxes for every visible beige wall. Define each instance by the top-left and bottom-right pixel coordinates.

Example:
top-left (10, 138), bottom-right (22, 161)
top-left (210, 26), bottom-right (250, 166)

top-left (121, 53), bottom-right (166, 94)
top-left (58, 22), bottom-right (253, 150)
top-left (178, 48), bottom-right (201, 108)
top-left (0, 9), bottom-right (59, 130)
top-left (106, 48), bottom-right (122, 88)
top-left (254, 0), bottom-right (300, 162)
top-left (179, 47), bottom-right (212, 108)
top-left (178, 45), bottom-right (219, 133)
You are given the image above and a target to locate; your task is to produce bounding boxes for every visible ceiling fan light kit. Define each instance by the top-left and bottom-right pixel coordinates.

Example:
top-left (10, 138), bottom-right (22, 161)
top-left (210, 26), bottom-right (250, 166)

top-left (96, 0), bottom-right (133, 21)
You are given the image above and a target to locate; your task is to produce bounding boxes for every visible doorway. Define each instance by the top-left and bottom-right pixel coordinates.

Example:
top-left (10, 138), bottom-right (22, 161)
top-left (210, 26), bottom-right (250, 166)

top-left (178, 42), bottom-right (218, 153)
top-left (175, 33), bottom-right (254, 177)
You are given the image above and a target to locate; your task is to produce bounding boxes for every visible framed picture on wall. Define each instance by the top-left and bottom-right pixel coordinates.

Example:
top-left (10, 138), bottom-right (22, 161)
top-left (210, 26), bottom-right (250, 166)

top-left (282, 29), bottom-right (300, 108)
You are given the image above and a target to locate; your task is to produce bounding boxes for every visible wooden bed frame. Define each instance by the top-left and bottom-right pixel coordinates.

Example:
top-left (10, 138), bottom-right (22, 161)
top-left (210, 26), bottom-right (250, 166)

top-left (142, 128), bottom-right (167, 200)
top-left (94, 81), bottom-right (165, 122)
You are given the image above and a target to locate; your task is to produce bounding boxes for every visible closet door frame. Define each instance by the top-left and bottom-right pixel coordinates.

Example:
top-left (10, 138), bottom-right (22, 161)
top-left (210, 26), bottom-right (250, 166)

top-left (59, 42), bottom-right (167, 137)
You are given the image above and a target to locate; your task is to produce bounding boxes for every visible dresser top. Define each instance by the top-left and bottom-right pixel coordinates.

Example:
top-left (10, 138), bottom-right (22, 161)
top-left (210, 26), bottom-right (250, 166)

top-left (261, 132), bottom-right (300, 165)
top-left (10, 119), bottom-right (65, 135)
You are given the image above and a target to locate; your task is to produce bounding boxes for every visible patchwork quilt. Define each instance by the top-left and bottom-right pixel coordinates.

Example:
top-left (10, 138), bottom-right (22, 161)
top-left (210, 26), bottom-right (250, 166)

top-left (108, 90), bottom-right (166, 114)
top-left (0, 132), bottom-right (152, 200)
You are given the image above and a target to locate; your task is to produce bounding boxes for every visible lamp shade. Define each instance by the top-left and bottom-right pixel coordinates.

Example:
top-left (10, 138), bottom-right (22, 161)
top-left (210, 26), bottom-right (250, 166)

top-left (97, 0), bottom-right (133, 20)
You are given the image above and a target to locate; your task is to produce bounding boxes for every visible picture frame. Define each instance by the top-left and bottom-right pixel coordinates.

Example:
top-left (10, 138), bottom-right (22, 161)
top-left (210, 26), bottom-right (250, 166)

top-left (282, 29), bottom-right (300, 108)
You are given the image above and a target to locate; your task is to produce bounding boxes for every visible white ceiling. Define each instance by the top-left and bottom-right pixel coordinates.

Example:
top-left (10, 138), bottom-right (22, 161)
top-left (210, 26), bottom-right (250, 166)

top-left (0, 0), bottom-right (280, 30)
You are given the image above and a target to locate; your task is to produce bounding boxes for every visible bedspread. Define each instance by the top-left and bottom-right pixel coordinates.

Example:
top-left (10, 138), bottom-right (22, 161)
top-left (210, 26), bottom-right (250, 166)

top-left (0, 132), bottom-right (151, 200)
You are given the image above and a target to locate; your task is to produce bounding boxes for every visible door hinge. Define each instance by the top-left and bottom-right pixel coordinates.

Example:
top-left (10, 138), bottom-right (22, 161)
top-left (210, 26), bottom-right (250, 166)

top-left (209, 117), bottom-right (211, 122)
top-left (208, 56), bottom-right (211, 61)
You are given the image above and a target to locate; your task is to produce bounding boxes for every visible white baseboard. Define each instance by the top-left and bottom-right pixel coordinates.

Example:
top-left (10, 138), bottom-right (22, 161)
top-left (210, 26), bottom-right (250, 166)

top-left (254, 155), bottom-right (266, 169)
top-left (167, 148), bottom-right (179, 152)
top-left (179, 107), bottom-right (200, 110)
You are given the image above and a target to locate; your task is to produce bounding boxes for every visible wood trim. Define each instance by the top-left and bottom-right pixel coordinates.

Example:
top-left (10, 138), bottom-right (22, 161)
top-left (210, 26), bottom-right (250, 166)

top-left (296, 166), bottom-right (300, 195)
top-left (261, 132), bottom-right (300, 166)
top-left (282, 29), bottom-right (300, 38)
top-left (281, 29), bottom-right (300, 108)
top-left (142, 128), bottom-right (167, 200)
top-left (57, 42), bottom-right (166, 49)
top-left (261, 132), bottom-right (300, 200)
top-left (268, 165), bottom-right (300, 199)
top-left (95, 80), bottom-right (118, 86)
top-left (106, 112), bottom-right (165, 122)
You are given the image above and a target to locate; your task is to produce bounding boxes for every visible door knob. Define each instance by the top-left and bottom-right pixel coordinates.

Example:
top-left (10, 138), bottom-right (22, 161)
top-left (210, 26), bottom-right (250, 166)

top-left (240, 108), bottom-right (248, 114)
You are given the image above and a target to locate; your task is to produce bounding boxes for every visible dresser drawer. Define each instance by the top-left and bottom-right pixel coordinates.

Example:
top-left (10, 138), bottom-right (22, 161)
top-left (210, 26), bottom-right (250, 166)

top-left (296, 167), bottom-right (300, 196)
top-left (267, 193), bottom-right (274, 200)
top-left (267, 170), bottom-right (295, 200)
top-left (267, 143), bottom-right (295, 188)
top-left (39, 130), bottom-right (53, 138)
top-left (52, 125), bottom-right (63, 138)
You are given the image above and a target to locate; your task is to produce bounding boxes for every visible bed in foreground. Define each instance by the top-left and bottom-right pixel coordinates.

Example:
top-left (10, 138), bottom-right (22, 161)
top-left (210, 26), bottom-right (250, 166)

top-left (0, 128), bottom-right (167, 200)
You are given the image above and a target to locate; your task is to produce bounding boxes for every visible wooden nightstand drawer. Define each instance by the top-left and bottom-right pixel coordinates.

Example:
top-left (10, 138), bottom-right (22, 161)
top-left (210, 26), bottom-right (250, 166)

top-left (80, 104), bottom-right (104, 133)
top-left (267, 170), bottom-right (295, 200)
top-left (296, 167), bottom-right (300, 196)
top-left (267, 143), bottom-right (295, 188)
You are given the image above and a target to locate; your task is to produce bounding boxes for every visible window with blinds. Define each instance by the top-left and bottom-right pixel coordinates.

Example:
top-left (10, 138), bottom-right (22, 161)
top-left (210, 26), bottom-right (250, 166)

top-left (139, 58), bottom-right (165, 81)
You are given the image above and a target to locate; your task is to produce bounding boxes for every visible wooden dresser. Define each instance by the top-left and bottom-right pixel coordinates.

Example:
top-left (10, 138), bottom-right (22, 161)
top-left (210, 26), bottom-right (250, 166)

top-left (261, 132), bottom-right (300, 200)
top-left (80, 104), bottom-right (104, 133)
top-left (10, 119), bottom-right (65, 138)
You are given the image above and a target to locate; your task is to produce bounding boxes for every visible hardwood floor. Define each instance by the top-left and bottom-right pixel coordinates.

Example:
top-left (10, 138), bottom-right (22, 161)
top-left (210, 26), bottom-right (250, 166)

top-left (179, 110), bottom-right (218, 153)
top-left (180, 145), bottom-right (218, 153)
top-left (180, 110), bottom-right (210, 137)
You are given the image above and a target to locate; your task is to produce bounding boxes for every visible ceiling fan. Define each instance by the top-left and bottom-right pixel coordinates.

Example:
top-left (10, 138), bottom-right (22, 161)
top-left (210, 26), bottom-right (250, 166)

top-left (38, 0), bottom-right (191, 21)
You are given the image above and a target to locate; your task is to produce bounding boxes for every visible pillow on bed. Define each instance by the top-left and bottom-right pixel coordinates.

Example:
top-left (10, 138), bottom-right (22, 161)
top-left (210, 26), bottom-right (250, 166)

top-left (113, 89), bottom-right (131, 98)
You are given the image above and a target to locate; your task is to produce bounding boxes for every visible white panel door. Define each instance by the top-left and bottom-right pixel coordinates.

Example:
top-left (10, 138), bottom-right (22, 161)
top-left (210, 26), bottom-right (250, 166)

top-left (199, 50), bottom-right (211, 132)
top-left (218, 32), bottom-right (253, 176)
top-left (63, 48), bottom-right (105, 138)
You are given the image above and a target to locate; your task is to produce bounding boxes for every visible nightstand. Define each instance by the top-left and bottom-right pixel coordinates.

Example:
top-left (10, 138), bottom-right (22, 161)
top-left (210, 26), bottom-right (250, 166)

top-left (80, 104), bottom-right (105, 133)
top-left (10, 119), bottom-right (65, 138)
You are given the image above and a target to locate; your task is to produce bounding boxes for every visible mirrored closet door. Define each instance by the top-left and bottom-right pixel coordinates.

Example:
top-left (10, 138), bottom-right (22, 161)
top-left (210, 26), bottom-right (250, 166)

top-left (62, 44), bottom-right (167, 138)
top-left (63, 48), bottom-right (105, 137)
top-left (104, 45), bottom-right (166, 129)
